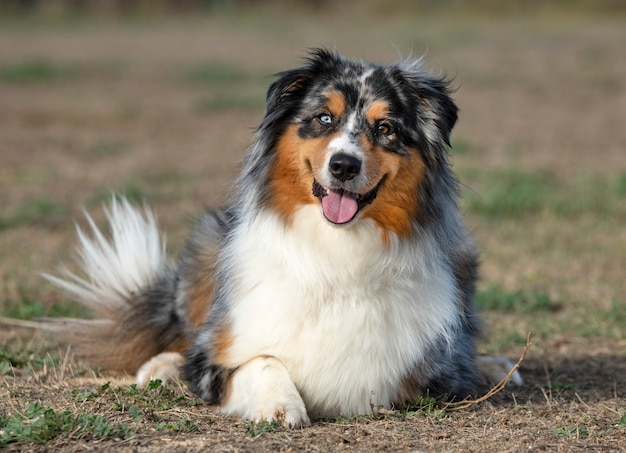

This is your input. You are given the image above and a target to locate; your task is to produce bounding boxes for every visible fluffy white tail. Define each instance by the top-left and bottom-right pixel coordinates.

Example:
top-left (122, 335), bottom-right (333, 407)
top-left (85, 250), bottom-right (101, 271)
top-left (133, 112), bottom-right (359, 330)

top-left (42, 197), bottom-right (166, 318)
top-left (31, 196), bottom-right (175, 372)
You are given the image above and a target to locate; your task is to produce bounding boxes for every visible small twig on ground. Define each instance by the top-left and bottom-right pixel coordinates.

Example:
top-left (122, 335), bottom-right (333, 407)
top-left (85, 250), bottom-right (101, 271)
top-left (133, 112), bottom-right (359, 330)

top-left (446, 332), bottom-right (533, 412)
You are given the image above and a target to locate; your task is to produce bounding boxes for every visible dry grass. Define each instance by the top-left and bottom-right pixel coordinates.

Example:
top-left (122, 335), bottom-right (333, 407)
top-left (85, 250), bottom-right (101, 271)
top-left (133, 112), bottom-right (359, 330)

top-left (1, 5), bottom-right (625, 451)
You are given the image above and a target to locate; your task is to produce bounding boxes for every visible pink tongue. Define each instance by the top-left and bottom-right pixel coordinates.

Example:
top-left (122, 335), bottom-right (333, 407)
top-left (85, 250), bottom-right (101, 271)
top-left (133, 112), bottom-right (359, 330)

top-left (321, 189), bottom-right (359, 224)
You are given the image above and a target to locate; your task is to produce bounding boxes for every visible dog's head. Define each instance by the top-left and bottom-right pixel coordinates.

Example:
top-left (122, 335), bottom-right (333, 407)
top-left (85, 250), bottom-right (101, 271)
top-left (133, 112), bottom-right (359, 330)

top-left (255, 49), bottom-right (458, 237)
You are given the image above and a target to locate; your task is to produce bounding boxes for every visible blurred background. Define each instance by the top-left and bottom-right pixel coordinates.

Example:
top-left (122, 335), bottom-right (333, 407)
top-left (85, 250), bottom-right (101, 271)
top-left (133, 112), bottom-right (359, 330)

top-left (1, 0), bottom-right (625, 359)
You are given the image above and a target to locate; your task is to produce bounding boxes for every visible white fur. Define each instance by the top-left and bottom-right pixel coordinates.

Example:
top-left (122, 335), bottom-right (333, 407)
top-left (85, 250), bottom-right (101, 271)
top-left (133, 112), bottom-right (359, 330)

top-left (136, 352), bottom-right (185, 387)
top-left (221, 205), bottom-right (460, 419)
top-left (221, 356), bottom-right (310, 428)
top-left (42, 197), bottom-right (166, 313)
top-left (358, 68), bottom-right (375, 85)
top-left (326, 129), bottom-right (363, 161)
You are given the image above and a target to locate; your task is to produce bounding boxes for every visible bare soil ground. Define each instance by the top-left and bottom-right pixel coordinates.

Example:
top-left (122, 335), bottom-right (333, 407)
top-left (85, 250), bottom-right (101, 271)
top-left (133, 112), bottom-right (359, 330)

top-left (1, 5), bottom-right (625, 451)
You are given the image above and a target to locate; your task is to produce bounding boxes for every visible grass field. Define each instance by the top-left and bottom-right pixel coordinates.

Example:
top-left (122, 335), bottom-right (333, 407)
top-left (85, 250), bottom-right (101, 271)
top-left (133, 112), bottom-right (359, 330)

top-left (1, 4), bottom-right (625, 451)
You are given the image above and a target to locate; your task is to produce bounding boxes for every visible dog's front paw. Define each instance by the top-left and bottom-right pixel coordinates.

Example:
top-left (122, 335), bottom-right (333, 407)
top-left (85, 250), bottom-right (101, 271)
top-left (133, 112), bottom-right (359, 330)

top-left (250, 387), bottom-right (310, 428)
top-left (221, 356), bottom-right (311, 428)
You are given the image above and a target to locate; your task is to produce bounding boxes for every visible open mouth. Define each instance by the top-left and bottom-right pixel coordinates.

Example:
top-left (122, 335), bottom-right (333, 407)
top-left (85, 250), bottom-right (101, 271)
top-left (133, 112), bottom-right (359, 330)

top-left (312, 179), bottom-right (382, 225)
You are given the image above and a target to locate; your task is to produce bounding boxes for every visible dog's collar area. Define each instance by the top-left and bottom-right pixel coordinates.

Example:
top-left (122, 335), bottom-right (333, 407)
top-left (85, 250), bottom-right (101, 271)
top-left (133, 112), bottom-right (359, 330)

top-left (312, 179), bottom-right (382, 224)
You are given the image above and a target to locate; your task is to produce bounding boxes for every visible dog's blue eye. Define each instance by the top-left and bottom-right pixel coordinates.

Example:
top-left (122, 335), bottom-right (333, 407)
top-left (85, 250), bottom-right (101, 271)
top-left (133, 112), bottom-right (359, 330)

top-left (318, 113), bottom-right (332, 125)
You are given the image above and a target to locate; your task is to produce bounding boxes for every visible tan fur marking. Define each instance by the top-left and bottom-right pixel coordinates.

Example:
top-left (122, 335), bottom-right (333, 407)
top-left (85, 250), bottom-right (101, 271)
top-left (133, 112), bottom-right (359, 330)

top-left (187, 278), bottom-right (214, 329)
top-left (212, 323), bottom-right (235, 366)
top-left (325, 91), bottom-right (346, 118)
top-left (166, 337), bottom-right (191, 354)
top-left (185, 239), bottom-right (220, 329)
top-left (269, 124), bottom-right (335, 223)
top-left (67, 322), bottom-right (161, 373)
top-left (366, 100), bottom-right (390, 123)
top-left (361, 145), bottom-right (425, 240)
top-left (108, 327), bottom-right (159, 373)
top-left (394, 373), bottom-right (422, 404)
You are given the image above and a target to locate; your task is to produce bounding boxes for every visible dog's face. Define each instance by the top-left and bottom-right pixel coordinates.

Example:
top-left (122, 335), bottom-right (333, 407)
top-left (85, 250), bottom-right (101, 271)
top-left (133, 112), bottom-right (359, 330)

top-left (264, 50), bottom-right (458, 237)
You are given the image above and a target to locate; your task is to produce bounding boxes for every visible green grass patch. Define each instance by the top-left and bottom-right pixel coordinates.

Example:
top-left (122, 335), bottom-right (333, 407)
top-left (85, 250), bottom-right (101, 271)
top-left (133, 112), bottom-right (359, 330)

top-left (0, 345), bottom-right (60, 375)
top-left (462, 169), bottom-right (626, 219)
top-left (72, 379), bottom-right (199, 414)
top-left (400, 395), bottom-right (447, 419)
top-left (606, 298), bottom-right (626, 326)
top-left (0, 402), bottom-right (135, 448)
top-left (475, 285), bottom-right (560, 313)
top-left (2, 296), bottom-right (88, 320)
top-left (463, 169), bottom-right (560, 218)
top-left (548, 425), bottom-right (597, 439)
top-left (65, 380), bottom-right (203, 441)
top-left (245, 419), bottom-right (281, 437)
top-left (496, 330), bottom-right (530, 350)
top-left (155, 417), bottom-right (198, 433)
top-left (0, 59), bottom-right (77, 84)
top-left (0, 197), bottom-right (67, 230)
top-left (451, 139), bottom-right (478, 155)
top-left (548, 381), bottom-right (577, 391)
top-left (612, 172), bottom-right (626, 196)
top-left (82, 140), bottom-right (133, 157)
top-left (599, 298), bottom-right (626, 339)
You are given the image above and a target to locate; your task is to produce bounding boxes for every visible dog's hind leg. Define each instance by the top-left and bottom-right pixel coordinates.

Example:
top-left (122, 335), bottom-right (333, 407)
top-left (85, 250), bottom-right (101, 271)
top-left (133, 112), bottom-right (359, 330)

top-left (136, 352), bottom-right (185, 387)
top-left (476, 355), bottom-right (524, 387)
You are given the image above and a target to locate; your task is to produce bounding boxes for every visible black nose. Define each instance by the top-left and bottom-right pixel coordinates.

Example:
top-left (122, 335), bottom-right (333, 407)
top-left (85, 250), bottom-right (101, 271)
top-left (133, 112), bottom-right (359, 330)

top-left (329, 153), bottom-right (362, 182)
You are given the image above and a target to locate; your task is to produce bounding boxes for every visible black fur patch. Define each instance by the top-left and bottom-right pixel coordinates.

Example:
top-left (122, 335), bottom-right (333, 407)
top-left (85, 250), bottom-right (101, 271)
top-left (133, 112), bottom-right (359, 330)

top-left (183, 343), bottom-right (233, 404)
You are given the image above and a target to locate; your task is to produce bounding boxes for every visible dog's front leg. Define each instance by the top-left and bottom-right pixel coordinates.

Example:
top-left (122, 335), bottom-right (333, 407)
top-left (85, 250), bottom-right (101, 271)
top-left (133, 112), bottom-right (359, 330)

top-left (220, 356), bottom-right (310, 428)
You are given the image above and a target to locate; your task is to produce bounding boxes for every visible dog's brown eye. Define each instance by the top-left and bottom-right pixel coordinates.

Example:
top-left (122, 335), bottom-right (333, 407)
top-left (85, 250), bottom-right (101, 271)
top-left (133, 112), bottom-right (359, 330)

top-left (377, 122), bottom-right (393, 136)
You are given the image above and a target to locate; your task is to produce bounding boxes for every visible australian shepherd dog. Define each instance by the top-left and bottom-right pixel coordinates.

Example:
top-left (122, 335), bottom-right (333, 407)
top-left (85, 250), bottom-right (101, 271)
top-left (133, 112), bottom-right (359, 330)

top-left (42, 49), bottom-right (520, 427)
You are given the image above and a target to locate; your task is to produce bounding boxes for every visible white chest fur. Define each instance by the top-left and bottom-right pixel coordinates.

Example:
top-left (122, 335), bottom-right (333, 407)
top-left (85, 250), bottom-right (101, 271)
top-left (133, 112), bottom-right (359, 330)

top-left (223, 206), bottom-right (460, 417)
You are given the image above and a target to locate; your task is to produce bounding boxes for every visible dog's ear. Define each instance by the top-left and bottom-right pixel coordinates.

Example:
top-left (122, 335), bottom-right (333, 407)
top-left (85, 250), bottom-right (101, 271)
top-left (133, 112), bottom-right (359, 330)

top-left (399, 66), bottom-right (458, 149)
top-left (265, 69), bottom-right (311, 117)
top-left (419, 77), bottom-right (458, 148)
top-left (264, 48), bottom-right (340, 120)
